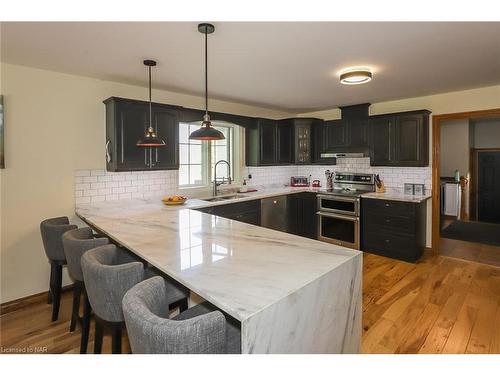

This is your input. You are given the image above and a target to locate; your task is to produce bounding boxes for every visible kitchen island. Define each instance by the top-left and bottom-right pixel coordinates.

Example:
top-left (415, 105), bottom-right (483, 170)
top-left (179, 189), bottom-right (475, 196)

top-left (76, 191), bottom-right (362, 354)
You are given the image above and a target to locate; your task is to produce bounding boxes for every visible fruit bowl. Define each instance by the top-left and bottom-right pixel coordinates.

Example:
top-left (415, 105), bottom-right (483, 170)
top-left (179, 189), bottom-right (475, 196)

top-left (162, 195), bottom-right (188, 206)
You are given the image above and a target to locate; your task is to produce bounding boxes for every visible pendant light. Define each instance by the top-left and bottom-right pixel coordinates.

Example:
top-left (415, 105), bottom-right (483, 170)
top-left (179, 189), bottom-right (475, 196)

top-left (137, 59), bottom-right (166, 147)
top-left (189, 23), bottom-right (225, 141)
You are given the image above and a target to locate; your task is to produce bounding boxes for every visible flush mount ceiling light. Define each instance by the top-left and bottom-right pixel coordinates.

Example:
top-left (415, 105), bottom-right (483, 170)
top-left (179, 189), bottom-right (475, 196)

top-left (137, 59), bottom-right (166, 147)
top-left (340, 69), bottom-right (373, 85)
top-left (189, 23), bottom-right (225, 141)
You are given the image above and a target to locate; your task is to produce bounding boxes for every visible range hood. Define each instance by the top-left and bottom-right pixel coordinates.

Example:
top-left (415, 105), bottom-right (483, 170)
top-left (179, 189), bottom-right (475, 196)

top-left (332, 103), bottom-right (370, 158)
top-left (320, 152), bottom-right (365, 158)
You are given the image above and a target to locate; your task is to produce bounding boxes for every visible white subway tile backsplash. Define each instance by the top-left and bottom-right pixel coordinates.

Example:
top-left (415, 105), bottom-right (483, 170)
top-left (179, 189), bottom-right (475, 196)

top-left (83, 176), bottom-right (98, 183)
top-left (75, 160), bottom-right (431, 207)
top-left (90, 182), bottom-right (105, 190)
top-left (75, 169), bottom-right (179, 206)
top-left (76, 197), bottom-right (91, 204)
top-left (75, 170), bottom-right (90, 177)
top-left (75, 183), bottom-right (90, 191)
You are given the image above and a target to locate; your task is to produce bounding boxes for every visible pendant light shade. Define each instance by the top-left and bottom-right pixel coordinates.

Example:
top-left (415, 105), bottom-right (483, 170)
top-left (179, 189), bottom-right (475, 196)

top-left (137, 59), bottom-right (166, 147)
top-left (189, 23), bottom-right (225, 141)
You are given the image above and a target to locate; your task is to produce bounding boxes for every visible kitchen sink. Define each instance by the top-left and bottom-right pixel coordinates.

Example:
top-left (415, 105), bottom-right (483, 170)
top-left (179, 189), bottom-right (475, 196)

top-left (200, 194), bottom-right (248, 202)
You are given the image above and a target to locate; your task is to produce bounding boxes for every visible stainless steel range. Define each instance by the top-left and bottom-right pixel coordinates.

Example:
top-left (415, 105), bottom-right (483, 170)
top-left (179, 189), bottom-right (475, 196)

top-left (317, 172), bottom-right (375, 249)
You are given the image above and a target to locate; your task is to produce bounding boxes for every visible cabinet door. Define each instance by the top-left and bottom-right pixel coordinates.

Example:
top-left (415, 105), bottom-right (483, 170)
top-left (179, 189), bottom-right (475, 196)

top-left (116, 101), bottom-right (149, 170)
top-left (277, 123), bottom-right (292, 164)
top-left (259, 120), bottom-right (277, 165)
top-left (369, 116), bottom-right (394, 166)
top-left (294, 124), bottom-right (311, 164)
top-left (151, 106), bottom-right (179, 170)
top-left (394, 114), bottom-right (428, 166)
top-left (348, 119), bottom-right (369, 148)
top-left (325, 120), bottom-right (348, 150)
top-left (301, 193), bottom-right (318, 239)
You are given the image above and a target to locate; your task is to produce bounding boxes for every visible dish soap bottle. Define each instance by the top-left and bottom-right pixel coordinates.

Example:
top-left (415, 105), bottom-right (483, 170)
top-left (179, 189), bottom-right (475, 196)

top-left (454, 169), bottom-right (460, 182)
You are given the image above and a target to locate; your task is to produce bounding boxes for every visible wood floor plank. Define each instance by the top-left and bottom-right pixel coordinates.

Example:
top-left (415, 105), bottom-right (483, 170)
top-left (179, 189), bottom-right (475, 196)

top-left (465, 293), bottom-right (498, 354)
top-left (489, 303), bottom-right (500, 354)
top-left (417, 292), bottom-right (467, 353)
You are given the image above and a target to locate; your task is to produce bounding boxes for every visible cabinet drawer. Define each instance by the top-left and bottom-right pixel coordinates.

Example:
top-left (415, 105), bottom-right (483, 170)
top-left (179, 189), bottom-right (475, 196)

top-left (227, 211), bottom-right (260, 226)
top-left (364, 231), bottom-right (421, 262)
top-left (364, 212), bottom-right (415, 235)
top-left (212, 200), bottom-right (260, 217)
top-left (362, 198), bottom-right (415, 216)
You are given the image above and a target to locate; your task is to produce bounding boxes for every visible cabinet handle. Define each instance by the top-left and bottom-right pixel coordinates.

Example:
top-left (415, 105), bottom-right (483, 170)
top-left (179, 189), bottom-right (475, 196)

top-left (105, 140), bottom-right (111, 163)
top-left (385, 203), bottom-right (390, 207)
top-left (385, 239), bottom-right (390, 243)
top-left (385, 219), bottom-right (391, 223)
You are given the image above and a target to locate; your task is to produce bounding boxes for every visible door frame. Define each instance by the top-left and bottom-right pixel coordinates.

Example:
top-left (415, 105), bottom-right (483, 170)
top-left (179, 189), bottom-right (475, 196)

top-left (432, 108), bottom-right (500, 253)
top-left (470, 148), bottom-right (500, 222)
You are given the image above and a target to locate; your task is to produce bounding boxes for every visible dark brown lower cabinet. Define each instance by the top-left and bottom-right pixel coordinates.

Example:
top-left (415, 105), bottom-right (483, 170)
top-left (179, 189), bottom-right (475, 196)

top-left (195, 200), bottom-right (261, 226)
top-left (361, 198), bottom-right (427, 263)
top-left (287, 192), bottom-right (318, 239)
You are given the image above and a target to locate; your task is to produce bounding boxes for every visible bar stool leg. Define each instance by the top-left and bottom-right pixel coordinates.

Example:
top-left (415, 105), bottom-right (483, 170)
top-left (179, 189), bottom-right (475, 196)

top-left (80, 292), bottom-right (91, 354)
top-left (179, 298), bottom-right (188, 313)
top-left (50, 262), bottom-right (63, 322)
top-left (111, 324), bottom-right (122, 354)
top-left (70, 283), bottom-right (82, 332)
top-left (94, 320), bottom-right (103, 354)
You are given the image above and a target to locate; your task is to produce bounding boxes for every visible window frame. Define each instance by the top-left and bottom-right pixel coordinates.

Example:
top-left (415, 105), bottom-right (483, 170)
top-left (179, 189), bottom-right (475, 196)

top-left (178, 121), bottom-right (242, 191)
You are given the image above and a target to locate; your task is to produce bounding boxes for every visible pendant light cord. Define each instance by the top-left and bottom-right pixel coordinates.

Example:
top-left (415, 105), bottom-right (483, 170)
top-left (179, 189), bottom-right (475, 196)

top-left (205, 29), bottom-right (208, 116)
top-left (148, 65), bottom-right (152, 129)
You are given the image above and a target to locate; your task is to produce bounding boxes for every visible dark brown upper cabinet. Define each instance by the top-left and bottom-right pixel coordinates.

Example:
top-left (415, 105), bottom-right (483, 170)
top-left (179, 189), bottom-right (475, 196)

top-left (279, 118), bottom-right (323, 165)
top-left (325, 119), bottom-right (349, 149)
top-left (104, 97), bottom-right (180, 172)
top-left (245, 119), bottom-right (293, 166)
top-left (369, 110), bottom-right (430, 167)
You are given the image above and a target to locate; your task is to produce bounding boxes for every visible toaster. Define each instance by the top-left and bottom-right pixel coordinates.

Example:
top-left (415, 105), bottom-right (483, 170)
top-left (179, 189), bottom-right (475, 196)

top-left (290, 176), bottom-right (310, 187)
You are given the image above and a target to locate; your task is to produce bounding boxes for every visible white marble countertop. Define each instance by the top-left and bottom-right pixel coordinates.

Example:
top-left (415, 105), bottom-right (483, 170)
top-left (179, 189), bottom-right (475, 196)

top-left (76, 190), bottom-right (361, 323)
top-left (362, 191), bottom-right (432, 203)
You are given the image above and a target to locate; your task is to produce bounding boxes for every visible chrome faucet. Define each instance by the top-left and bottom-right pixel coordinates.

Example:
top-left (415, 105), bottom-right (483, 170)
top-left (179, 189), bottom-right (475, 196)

top-left (213, 160), bottom-right (232, 196)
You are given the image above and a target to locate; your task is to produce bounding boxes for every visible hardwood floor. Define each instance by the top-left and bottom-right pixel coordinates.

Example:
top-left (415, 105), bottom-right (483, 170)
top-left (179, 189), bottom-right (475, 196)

top-left (362, 252), bottom-right (500, 353)
top-left (1, 252), bottom-right (500, 354)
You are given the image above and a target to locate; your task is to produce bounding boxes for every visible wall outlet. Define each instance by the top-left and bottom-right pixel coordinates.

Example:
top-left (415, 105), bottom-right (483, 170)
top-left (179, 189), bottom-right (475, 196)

top-left (247, 174), bottom-right (252, 179)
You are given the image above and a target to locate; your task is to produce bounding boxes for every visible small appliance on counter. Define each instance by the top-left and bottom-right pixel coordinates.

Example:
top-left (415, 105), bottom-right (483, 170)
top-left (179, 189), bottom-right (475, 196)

top-left (312, 180), bottom-right (321, 187)
top-left (290, 176), bottom-right (310, 187)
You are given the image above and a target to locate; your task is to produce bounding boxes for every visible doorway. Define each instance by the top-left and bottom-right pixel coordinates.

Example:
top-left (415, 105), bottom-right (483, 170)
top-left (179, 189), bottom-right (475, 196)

top-left (472, 149), bottom-right (500, 223)
top-left (432, 109), bottom-right (500, 266)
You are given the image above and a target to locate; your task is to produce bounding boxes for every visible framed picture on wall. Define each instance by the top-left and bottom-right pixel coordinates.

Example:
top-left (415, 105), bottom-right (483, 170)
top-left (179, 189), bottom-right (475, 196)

top-left (0, 95), bottom-right (4, 168)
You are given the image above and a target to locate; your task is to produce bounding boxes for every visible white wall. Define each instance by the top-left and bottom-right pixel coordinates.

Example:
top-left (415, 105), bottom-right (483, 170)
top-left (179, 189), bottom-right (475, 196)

top-left (0, 63), bottom-right (292, 303)
top-left (440, 119), bottom-right (470, 177)
top-left (473, 118), bottom-right (500, 148)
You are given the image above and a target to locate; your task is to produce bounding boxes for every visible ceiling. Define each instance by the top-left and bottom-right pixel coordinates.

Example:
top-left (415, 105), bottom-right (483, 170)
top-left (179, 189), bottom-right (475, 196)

top-left (1, 22), bottom-right (500, 112)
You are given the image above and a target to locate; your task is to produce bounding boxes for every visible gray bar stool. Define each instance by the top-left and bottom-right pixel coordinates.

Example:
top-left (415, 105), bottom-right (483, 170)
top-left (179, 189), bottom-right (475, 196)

top-left (40, 216), bottom-right (77, 321)
top-left (62, 227), bottom-right (109, 353)
top-left (123, 276), bottom-right (241, 354)
top-left (81, 244), bottom-right (189, 354)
